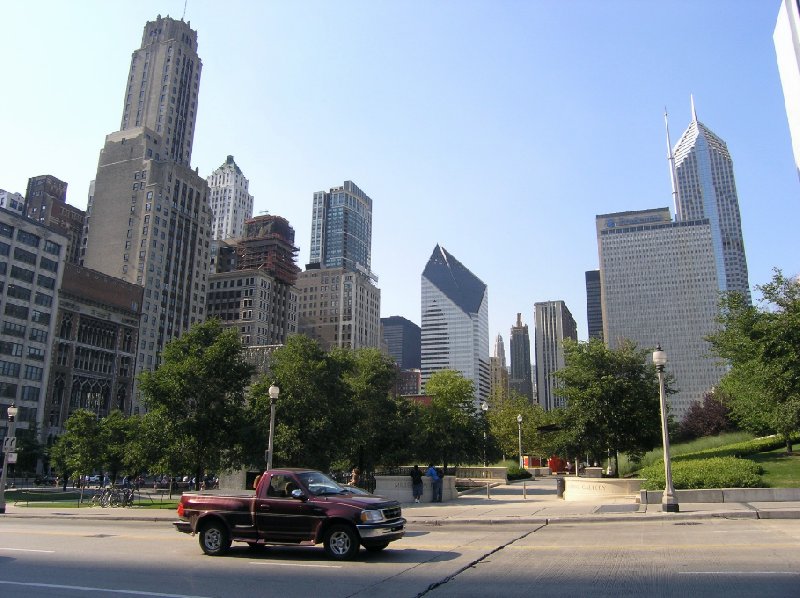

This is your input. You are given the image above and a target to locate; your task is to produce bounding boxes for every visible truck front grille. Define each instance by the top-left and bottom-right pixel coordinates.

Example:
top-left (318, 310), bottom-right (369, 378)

top-left (382, 506), bottom-right (402, 520)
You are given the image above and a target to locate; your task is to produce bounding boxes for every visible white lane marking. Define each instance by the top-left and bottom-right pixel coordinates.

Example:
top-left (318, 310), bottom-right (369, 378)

top-left (679, 571), bottom-right (799, 576)
top-left (250, 561), bottom-right (342, 569)
top-left (0, 580), bottom-right (212, 597)
top-left (0, 547), bottom-right (55, 553)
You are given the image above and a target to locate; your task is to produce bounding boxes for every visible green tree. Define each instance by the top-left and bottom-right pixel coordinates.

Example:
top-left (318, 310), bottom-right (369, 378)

top-left (248, 335), bottom-right (350, 471)
top-left (340, 348), bottom-right (406, 470)
top-left (50, 409), bottom-right (103, 489)
top-left (417, 370), bottom-right (482, 470)
top-left (99, 410), bottom-right (136, 482)
top-left (487, 391), bottom-right (550, 462)
top-left (708, 270), bottom-right (800, 451)
top-left (138, 319), bottom-right (255, 490)
top-left (555, 339), bottom-right (662, 473)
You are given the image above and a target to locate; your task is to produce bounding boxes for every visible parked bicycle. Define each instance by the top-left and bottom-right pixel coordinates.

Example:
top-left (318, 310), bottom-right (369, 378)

top-left (89, 485), bottom-right (135, 508)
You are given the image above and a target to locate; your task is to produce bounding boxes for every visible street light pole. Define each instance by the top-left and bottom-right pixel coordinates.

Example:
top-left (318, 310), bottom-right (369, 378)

top-left (517, 414), bottom-right (523, 469)
top-left (0, 404), bottom-right (19, 514)
top-left (265, 384), bottom-right (279, 471)
top-left (653, 345), bottom-right (679, 513)
top-left (481, 401), bottom-right (488, 468)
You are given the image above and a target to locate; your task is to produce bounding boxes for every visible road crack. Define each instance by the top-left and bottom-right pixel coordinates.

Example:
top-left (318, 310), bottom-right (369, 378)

top-left (414, 523), bottom-right (547, 597)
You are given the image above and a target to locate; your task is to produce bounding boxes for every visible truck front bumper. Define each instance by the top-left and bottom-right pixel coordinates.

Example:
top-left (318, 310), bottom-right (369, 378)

top-left (357, 517), bottom-right (406, 543)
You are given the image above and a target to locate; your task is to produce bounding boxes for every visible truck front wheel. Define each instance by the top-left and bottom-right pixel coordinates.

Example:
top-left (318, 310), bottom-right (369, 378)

top-left (199, 520), bottom-right (231, 556)
top-left (323, 524), bottom-right (359, 560)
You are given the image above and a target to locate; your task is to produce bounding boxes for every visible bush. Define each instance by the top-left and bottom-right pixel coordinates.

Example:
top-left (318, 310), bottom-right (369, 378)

top-left (640, 457), bottom-right (763, 490)
top-left (506, 464), bottom-right (532, 481)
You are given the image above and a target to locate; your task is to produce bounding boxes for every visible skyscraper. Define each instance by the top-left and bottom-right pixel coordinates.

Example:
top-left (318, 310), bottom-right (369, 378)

top-left (670, 101), bottom-right (750, 302)
top-left (208, 214), bottom-right (300, 346)
top-left (585, 270), bottom-right (603, 340)
top-left (24, 175), bottom-right (85, 265)
top-left (490, 333), bottom-right (509, 401)
top-left (534, 300), bottom-right (577, 411)
top-left (296, 266), bottom-right (380, 350)
top-left (774, 0), bottom-right (800, 181)
top-left (381, 316), bottom-right (421, 370)
top-left (207, 155), bottom-right (254, 241)
top-left (597, 207), bottom-right (725, 420)
top-left (309, 181), bottom-right (373, 275)
top-left (82, 16), bottom-right (212, 406)
top-left (509, 313), bottom-right (533, 402)
top-left (421, 245), bottom-right (490, 403)
top-left (0, 208), bottom-right (67, 442)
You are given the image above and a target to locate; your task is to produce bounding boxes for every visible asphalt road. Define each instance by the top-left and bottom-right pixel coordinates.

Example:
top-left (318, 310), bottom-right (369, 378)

top-left (0, 518), bottom-right (798, 597)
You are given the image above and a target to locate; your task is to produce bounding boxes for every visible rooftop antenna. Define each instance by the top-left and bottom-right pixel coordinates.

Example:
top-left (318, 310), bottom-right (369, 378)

top-left (182, 0), bottom-right (188, 20)
top-left (690, 93), bottom-right (698, 122)
top-left (665, 107), bottom-right (681, 220)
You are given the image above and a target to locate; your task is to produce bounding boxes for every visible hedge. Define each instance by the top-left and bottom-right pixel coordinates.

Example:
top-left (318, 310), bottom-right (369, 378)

top-left (671, 434), bottom-right (799, 463)
top-left (640, 456), bottom-right (763, 490)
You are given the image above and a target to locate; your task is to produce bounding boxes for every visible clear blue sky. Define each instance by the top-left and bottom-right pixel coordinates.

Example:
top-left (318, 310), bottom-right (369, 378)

top-left (2, 1), bottom-right (798, 354)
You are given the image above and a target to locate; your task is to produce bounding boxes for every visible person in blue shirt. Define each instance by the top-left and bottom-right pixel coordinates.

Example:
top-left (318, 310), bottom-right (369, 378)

top-left (426, 464), bottom-right (442, 502)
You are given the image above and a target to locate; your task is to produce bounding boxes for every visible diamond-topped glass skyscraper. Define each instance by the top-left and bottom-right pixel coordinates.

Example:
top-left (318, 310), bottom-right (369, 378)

top-left (421, 245), bottom-right (489, 403)
top-left (672, 103), bottom-right (751, 302)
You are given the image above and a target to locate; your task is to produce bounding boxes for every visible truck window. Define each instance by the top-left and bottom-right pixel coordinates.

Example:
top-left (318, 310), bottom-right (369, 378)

top-left (266, 474), bottom-right (295, 498)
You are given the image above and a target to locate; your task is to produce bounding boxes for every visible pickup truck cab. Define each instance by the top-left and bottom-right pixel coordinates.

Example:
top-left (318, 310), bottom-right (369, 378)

top-left (174, 468), bottom-right (405, 560)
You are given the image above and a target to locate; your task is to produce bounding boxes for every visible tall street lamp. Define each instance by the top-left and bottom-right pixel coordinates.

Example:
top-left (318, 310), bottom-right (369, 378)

top-left (265, 384), bottom-right (279, 471)
top-left (517, 414), bottom-right (524, 469)
top-left (0, 404), bottom-right (19, 514)
top-left (480, 401), bottom-right (489, 467)
top-left (653, 346), bottom-right (679, 513)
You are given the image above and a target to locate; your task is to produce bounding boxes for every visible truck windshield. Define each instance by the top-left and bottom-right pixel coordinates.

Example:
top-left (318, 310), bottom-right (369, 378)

top-left (297, 471), bottom-right (346, 496)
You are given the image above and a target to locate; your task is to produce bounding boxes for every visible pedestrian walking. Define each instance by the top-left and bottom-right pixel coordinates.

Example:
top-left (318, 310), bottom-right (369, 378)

top-left (410, 465), bottom-right (423, 503)
top-left (426, 464), bottom-right (442, 502)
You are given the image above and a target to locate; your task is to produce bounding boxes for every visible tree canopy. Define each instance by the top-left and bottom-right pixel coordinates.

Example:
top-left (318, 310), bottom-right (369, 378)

top-left (555, 338), bottom-right (662, 471)
top-left (708, 270), bottom-right (800, 451)
top-left (138, 319), bottom-right (255, 489)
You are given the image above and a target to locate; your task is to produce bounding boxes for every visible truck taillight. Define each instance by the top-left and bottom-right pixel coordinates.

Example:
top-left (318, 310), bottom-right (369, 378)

top-left (177, 502), bottom-right (184, 517)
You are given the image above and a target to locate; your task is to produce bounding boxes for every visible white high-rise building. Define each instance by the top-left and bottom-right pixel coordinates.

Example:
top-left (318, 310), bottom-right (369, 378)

top-left (534, 300), bottom-right (577, 411)
top-left (775, 0), bottom-right (800, 182)
top-left (597, 207), bottom-right (726, 420)
top-left (670, 101), bottom-right (750, 303)
top-left (207, 155), bottom-right (253, 241)
top-left (421, 245), bottom-right (490, 404)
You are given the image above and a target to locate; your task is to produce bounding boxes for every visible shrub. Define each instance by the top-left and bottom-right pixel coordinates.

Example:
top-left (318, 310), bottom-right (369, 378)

top-left (640, 457), bottom-right (763, 490)
top-left (506, 464), bottom-right (533, 481)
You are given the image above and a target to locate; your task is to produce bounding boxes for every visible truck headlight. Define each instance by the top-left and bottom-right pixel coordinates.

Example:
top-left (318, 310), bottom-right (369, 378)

top-left (360, 509), bottom-right (385, 523)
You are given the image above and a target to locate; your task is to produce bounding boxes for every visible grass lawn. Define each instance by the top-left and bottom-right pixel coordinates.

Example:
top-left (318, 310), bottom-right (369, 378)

top-left (750, 447), bottom-right (800, 488)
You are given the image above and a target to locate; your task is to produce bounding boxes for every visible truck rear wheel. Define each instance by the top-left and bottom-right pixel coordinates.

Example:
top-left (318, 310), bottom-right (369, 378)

top-left (323, 524), bottom-right (359, 560)
top-left (199, 521), bottom-right (231, 556)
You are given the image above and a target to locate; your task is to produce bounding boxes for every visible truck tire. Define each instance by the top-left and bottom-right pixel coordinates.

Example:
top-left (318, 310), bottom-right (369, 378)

top-left (199, 520), bottom-right (231, 556)
top-left (323, 524), bottom-right (359, 560)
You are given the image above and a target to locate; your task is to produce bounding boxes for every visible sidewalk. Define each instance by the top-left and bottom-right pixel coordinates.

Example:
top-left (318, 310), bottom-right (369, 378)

top-left (3, 478), bottom-right (800, 524)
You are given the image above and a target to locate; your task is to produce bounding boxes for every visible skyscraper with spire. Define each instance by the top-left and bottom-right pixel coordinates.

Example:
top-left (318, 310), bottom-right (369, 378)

top-left (509, 313), bottom-right (533, 402)
top-left (668, 99), bottom-right (750, 302)
top-left (420, 245), bottom-right (489, 403)
top-left (490, 334), bottom-right (509, 401)
top-left (82, 16), bottom-right (212, 411)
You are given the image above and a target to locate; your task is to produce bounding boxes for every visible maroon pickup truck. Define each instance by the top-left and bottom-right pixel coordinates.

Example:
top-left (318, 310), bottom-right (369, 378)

top-left (174, 468), bottom-right (406, 560)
